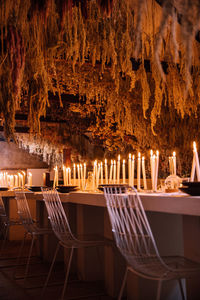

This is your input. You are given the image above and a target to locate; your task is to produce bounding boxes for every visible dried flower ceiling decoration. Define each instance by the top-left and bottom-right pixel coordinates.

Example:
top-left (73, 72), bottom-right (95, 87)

top-left (0, 0), bottom-right (200, 157)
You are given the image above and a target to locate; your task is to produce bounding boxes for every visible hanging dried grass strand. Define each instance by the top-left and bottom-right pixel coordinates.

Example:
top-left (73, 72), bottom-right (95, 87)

top-left (134, 0), bottom-right (145, 58)
top-left (154, 0), bottom-right (174, 81)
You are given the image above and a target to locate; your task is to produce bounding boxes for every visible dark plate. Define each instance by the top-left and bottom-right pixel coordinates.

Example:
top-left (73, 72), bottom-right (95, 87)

top-left (98, 184), bottom-right (129, 192)
top-left (182, 181), bottom-right (200, 188)
top-left (27, 186), bottom-right (45, 192)
top-left (0, 187), bottom-right (9, 191)
top-left (179, 187), bottom-right (200, 196)
top-left (56, 186), bottom-right (78, 193)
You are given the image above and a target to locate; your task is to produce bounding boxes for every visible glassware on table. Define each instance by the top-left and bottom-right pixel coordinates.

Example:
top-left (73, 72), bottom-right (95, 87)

top-left (85, 172), bottom-right (95, 191)
top-left (164, 175), bottom-right (181, 192)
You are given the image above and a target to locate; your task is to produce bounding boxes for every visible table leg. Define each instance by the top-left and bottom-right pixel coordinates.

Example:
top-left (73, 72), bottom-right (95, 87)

top-left (183, 215), bottom-right (200, 300)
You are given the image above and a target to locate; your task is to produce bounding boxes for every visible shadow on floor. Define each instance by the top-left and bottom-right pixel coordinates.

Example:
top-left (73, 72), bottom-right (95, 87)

top-left (0, 240), bottom-right (114, 300)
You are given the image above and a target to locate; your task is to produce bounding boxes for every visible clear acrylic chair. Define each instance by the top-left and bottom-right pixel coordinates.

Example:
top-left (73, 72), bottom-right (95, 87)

top-left (41, 187), bottom-right (109, 300)
top-left (0, 195), bottom-right (22, 257)
top-left (103, 185), bottom-right (200, 300)
top-left (14, 190), bottom-right (52, 282)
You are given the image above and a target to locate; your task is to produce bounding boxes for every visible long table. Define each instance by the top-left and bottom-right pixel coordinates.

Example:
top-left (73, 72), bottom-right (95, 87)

top-left (2, 190), bottom-right (200, 299)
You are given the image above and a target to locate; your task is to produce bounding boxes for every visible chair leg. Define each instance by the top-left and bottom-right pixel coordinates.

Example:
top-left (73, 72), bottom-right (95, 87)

top-left (156, 280), bottom-right (162, 300)
top-left (42, 242), bottom-right (60, 296)
top-left (178, 279), bottom-right (186, 300)
top-left (0, 224), bottom-right (8, 256)
top-left (23, 235), bottom-right (36, 283)
top-left (61, 247), bottom-right (74, 300)
top-left (13, 232), bottom-right (27, 279)
top-left (118, 267), bottom-right (129, 300)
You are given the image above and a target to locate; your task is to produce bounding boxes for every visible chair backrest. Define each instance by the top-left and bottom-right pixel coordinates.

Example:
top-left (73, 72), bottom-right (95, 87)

top-left (104, 186), bottom-right (169, 277)
top-left (15, 191), bottom-right (35, 233)
top-left (0, 196), bottom-right (8, 224)
top-left (41, 188), bottom-right (76, 245)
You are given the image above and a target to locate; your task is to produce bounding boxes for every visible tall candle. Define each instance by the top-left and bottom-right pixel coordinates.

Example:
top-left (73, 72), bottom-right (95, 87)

top-left (117, 155), bottom-right (120, 184)
top-left (173, 151), bottom-right (176, 175)
top-left (191, 143), bottom-right (196, 181)
top-left (83, 163), bottom-right (86, 188)
top-left (105, 159), bottom-right (108, 184)
top-left (193, 142), bottom-right (200, 180)
top-left (131, 155), bottom-right (135, 187)
top-left (128, 153), bottom-right (132, 186)
top-left (73, 164), bottom-right (76, 186)
top-left (93, 161), bottom-right (97, 190)
top-left (66, 168), bottom-right (69, 185)
top-left (14, 175), bottom-right (18, 187)
top-left (80, 164), bottom-right (83, 189)
top-left (96, 163), bottom-right (100, 187)
top-left (122, 159), bottom-right (126, 184)
top-left (22, 171), bottom-right (26, 188)
top-left (0, 173), bottom-right (2, 187)
top-left (53, 166), bottom-right (58, 188)
top-left (28, 172), bottom-right (32, 186)
top-left (77, 164), bottom-right (80, 188)
top-left (109, 160), bottom-right (113, 183)
top-left (169, 156), bottom-right (172, 175)
top-left (63, 165), bottom-right (66, 185)
top-left (137, 153), bottom-right (141, 190)
top-left (10, 175), bottom-right (14, 189)
top-left (142, 157), bottom-right (147, 190)
top-left (155, 150), bottom-right (159, 191)
top-left (100, 162), bottom-right (103, 184)
top-left (152, 154), bottom-right (156, 191)
top-left (18, 173), bottom-right (21, 187)
top-left (150, 150), bottom-right (154, 190)
top-left (69, 168), bottom-right (72, 185)
top-left (113, 160), bottom-right (116, 184)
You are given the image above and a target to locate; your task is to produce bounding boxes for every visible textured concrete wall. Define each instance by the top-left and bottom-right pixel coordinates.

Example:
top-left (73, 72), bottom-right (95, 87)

top-left (0, 141), bottom-right (48, 169)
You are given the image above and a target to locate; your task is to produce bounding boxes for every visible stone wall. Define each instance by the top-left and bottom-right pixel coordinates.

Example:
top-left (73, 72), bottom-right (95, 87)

top-left (0, 141), bottom-right (48, 170)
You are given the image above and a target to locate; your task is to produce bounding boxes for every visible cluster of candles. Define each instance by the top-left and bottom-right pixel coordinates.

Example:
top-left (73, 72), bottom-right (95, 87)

top-left (51, 141), bottom-right (200, 191)
top-left (53, 164), bottom-right (87, 189)
top-left (53, 151), bottom-right (162, 191)
top-left (0, 171), bottom-right (32, 189)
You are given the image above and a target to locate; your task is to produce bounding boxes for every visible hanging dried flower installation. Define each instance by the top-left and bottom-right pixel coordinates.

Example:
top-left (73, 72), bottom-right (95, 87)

top-left (0, 0), bottom-right (200, 170)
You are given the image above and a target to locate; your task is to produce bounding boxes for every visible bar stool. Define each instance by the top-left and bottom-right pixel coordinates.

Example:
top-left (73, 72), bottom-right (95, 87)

top-left (14, 190), bottom-right (52, 283)
top-left (41, 187), bottom-right (111, 300)
top-left (103, 185), bottom-right (200, 300)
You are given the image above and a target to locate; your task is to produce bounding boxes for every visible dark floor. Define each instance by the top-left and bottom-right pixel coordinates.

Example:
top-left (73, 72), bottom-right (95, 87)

top-left (0, 240), bottom-right (114, 300)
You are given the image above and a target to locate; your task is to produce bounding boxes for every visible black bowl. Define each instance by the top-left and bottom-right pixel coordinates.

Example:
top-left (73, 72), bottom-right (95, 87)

top-left (56, 186), bottom-right (78, 193)
top-left (179, 186), bottom-right (200, 196)
top-left (182, 181), bottom-right (200, 188)
top-left (0, 187), bottom-right (9, 191)
top-left (27, 186), bottom-right (46, 192)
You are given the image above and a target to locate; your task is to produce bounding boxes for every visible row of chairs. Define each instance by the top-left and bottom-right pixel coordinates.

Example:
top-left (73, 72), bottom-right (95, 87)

top-left (0, 187), bottom-right (200, 299)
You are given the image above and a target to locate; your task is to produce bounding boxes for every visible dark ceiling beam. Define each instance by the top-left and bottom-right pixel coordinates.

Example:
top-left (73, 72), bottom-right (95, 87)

top-left (0, 126), bottom-right (29, 133)
top-left (15, 114), bottom-right (68, 123)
